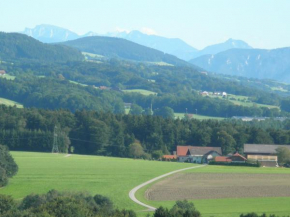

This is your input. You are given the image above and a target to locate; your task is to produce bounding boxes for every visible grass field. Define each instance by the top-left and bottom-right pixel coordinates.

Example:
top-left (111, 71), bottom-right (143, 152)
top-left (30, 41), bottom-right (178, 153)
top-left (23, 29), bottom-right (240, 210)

top-left (123, 89), bottom-right (157, 96)
top-left (0, 152), bottom-right (193, 215)
top-left (0, 74), bottom-right (16, 80)
top-left (205, 94), bottom-right (279, 110)
top-left (174, 112), bottom-right (225, 120)
top-left (146, 61), bottom-right (174, 66)
top-left (0, 97), bottom-right (23, 108)
top-left (82, 52), bottom-right (104, 59)
top-left (69, 80), bottom-right (89, 87)
top-left (136, 165), bottom-right (290, 217)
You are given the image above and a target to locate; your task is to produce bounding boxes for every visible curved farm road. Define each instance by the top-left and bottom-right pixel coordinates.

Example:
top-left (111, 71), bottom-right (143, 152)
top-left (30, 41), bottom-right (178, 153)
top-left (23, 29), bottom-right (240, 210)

top-left (129, 164), bottom-right (206, 211)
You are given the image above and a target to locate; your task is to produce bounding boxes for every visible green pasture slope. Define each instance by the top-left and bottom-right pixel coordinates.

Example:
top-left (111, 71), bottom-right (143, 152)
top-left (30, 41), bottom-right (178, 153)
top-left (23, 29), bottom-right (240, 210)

top-left (0, 152), bottom-right (192, 215)
top-left (174, 112), bottom-right (224, 120)
top-left (0, 97), bottom-right (23, 108)
top-left (206, 94), bottom-right (279, 110)
top-left (123, 89), bottom-right (157, 96)
top-left (136, 165), bottom-right (290, 217)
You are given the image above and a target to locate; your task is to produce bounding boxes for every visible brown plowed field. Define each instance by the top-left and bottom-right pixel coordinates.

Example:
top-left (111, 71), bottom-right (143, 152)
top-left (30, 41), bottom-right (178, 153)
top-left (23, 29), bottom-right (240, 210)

top-left (145, 173), bottom-right (290, 201)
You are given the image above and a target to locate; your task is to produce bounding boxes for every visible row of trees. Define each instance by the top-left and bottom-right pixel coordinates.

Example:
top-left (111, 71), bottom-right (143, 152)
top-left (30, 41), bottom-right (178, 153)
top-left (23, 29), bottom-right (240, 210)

top-left (0, 190), bottom-right (136, 217)
top-left (1, 106), bottom-right (290, 157)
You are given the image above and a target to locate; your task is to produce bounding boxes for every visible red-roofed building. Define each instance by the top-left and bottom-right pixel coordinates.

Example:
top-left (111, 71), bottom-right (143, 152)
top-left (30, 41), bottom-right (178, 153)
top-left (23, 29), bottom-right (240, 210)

top-left (0, 70), bottom-right (6, 75)
top-left (177, 146), bottom-right (222, 163)
top-left (214, 152), bottom-right (247, 163)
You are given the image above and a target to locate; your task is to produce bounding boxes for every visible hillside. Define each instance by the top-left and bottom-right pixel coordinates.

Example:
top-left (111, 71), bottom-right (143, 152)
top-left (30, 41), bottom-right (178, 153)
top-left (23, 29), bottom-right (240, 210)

top-left (190, 47), bottom-right (290, 82)
top-left (0, 32), bottom-right (83, 62)
top-left (61, 36), bottom-right (191, 66)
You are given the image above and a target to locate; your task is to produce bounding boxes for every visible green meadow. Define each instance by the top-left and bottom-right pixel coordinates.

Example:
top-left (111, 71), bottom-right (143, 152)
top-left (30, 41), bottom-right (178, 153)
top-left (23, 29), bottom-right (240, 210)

top-left (174, 112), bottom-right (224, 120)
top-left (206, 93), bottom-right (280, 110)
top-left (136, 165), bottom-right (290, 217)
top-left (1, 74), bottom-right (16, 80)
top-left (0, 97), bottom-right (23, 108)
top-left (123, 89), bottom-right (157, 96)
top-left (0, 152), bottom-right (191, 213)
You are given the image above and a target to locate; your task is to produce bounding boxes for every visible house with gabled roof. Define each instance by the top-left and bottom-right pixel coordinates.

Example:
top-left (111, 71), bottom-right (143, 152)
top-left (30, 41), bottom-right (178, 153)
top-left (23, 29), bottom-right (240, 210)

top-left (177, 146), bottom-right (222, 163)
top-left (243, 144), bottom-right (290, 167)
top-left (0, 70), bottom-right (6, 75)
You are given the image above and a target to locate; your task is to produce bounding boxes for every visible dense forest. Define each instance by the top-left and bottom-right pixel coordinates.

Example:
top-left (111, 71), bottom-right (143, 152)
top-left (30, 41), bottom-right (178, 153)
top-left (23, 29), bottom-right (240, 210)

top-left (1, 106), bottom-right (290, 157)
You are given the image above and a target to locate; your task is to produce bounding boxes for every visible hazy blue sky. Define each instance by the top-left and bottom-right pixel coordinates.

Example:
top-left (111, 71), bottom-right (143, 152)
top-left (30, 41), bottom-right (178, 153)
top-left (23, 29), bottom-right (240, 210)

top-left (1, 0), bottom-right (289, 49)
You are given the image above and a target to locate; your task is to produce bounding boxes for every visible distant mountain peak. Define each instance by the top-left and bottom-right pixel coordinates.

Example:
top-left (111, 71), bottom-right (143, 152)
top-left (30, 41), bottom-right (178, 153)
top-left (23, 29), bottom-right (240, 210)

top-left (22, 24), bottom-right (79, 43)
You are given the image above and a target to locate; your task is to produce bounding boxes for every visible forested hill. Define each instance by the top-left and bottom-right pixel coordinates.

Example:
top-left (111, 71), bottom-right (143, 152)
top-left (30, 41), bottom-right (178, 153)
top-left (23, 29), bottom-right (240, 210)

top-left (189, 47), bottom-right (290, 82)
top-left (0, 32), bottom-right (83, 62)
top-left (61, 36), bottom-right (193, 67)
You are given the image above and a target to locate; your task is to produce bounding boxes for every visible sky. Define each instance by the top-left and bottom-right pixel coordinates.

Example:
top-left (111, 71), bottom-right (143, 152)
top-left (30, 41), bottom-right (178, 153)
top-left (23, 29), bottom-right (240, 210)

top-left (1, 0), bottom-right (290, 49)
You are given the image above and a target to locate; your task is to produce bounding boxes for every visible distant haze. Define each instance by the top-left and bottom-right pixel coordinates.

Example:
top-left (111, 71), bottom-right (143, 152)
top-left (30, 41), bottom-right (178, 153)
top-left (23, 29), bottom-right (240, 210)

top-left (1, 0), bottom-right (290, 50)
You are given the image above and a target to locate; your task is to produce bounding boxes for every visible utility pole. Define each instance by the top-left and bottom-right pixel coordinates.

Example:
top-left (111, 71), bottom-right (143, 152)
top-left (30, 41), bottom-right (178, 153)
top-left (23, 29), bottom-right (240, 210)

top-left (52, 126), bottom-right (59, 153)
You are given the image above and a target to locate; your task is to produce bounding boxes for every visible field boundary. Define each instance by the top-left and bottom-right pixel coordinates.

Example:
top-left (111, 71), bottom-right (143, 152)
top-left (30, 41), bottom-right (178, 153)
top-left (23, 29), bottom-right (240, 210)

top-left (128, 164), bottom-right (206, 211)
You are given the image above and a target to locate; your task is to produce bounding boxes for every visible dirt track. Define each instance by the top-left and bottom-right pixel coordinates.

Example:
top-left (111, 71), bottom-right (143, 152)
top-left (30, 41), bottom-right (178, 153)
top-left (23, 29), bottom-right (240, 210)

top-left (145, 173), bottom-right (290, 201)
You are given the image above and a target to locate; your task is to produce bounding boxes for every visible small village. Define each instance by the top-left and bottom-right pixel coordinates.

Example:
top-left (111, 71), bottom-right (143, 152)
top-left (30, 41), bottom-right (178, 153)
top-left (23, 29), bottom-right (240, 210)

top-left (163, 144), bottom-right (288, 167)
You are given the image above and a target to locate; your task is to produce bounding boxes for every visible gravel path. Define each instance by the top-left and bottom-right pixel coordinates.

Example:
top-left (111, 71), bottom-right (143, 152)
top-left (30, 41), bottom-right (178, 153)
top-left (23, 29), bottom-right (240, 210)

top-left (128, 164), bottom-right (206, 211)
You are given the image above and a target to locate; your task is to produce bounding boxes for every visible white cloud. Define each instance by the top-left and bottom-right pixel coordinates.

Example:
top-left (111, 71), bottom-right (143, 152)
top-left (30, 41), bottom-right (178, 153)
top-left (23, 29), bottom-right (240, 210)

top-left (140, 27), bottom-right (157, 35)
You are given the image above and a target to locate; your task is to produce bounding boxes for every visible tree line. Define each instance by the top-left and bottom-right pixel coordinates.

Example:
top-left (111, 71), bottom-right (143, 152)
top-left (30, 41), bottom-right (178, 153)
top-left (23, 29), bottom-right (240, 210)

top-left (1, 106), bottom-right (290, 157)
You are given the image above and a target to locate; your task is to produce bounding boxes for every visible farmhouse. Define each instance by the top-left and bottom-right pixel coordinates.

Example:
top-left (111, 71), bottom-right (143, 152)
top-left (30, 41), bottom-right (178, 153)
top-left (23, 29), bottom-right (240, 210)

top-left (177, 146), bottom-right (222, 163)
top-left (214, 152), bottom-right (247, 163)
top-left (0, 70), bottom-right (6, 75)
top-left (200, 91), bottom-right (209, 96)
top-left (244, 144), bottom-right (290, 167)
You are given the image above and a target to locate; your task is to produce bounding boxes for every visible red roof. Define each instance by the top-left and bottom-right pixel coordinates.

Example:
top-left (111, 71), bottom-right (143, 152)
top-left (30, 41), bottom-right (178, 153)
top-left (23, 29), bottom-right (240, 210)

top-left (214, 152), bottom-right (247, 162)
top-left (215, 156), bottom-right (232, 162)
top-left (162, 155), bottom-right (177, 159)
top-left (0, 70), bottom-right (6, 75)
top-left (232, 152), bottom-right (247, 160)
top-left (177, 146), bottom-right (194, 156)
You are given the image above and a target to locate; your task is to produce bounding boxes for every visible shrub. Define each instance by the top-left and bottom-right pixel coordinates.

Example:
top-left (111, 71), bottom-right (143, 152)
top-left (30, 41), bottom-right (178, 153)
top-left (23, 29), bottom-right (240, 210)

top-left (0, 167), bottom-right (8, 187)
top-left (209, 161), bottom-right (260, 167)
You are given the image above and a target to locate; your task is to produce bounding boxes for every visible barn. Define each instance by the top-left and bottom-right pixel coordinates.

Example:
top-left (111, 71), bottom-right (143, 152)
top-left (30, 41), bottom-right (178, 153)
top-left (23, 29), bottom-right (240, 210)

top-left (244, 144), bottom-right (290, 167)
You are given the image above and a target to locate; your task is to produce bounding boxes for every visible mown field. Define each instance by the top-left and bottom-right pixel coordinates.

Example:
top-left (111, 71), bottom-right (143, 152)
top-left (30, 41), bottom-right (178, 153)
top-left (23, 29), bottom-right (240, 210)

top-left (136, 165), bottom-right (290, 217)
top-left (0, 97), bottom-right (23, 108)
top-left (174, 112), bottom-right (225, 120)
top-left (123, 89), bottom-right (157, 96)
top-left (205, 93), bottom-right (279, 110)
top-left (0, 152), bottom-right (192, 215)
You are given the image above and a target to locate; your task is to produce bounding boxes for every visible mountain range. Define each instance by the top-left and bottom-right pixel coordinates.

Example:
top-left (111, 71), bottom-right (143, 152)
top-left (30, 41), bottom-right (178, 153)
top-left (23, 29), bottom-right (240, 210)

top-left (190, 47), bottom-right (290, 82)
top-left (21, 24), bottom-right (252, 60)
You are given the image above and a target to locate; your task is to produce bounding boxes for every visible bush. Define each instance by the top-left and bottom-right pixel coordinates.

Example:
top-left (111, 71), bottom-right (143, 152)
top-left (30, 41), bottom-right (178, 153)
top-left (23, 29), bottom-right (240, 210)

top-left (154, 200), bottom-right (200, 217)
top-left (0, 145), bottom-right (18, 178)
top-left (0, 167), bottom-right (8, 187)
top-left (209, 161), bottom-right (260, 167)
top-left (0, 195), bottom-right (16, 215)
